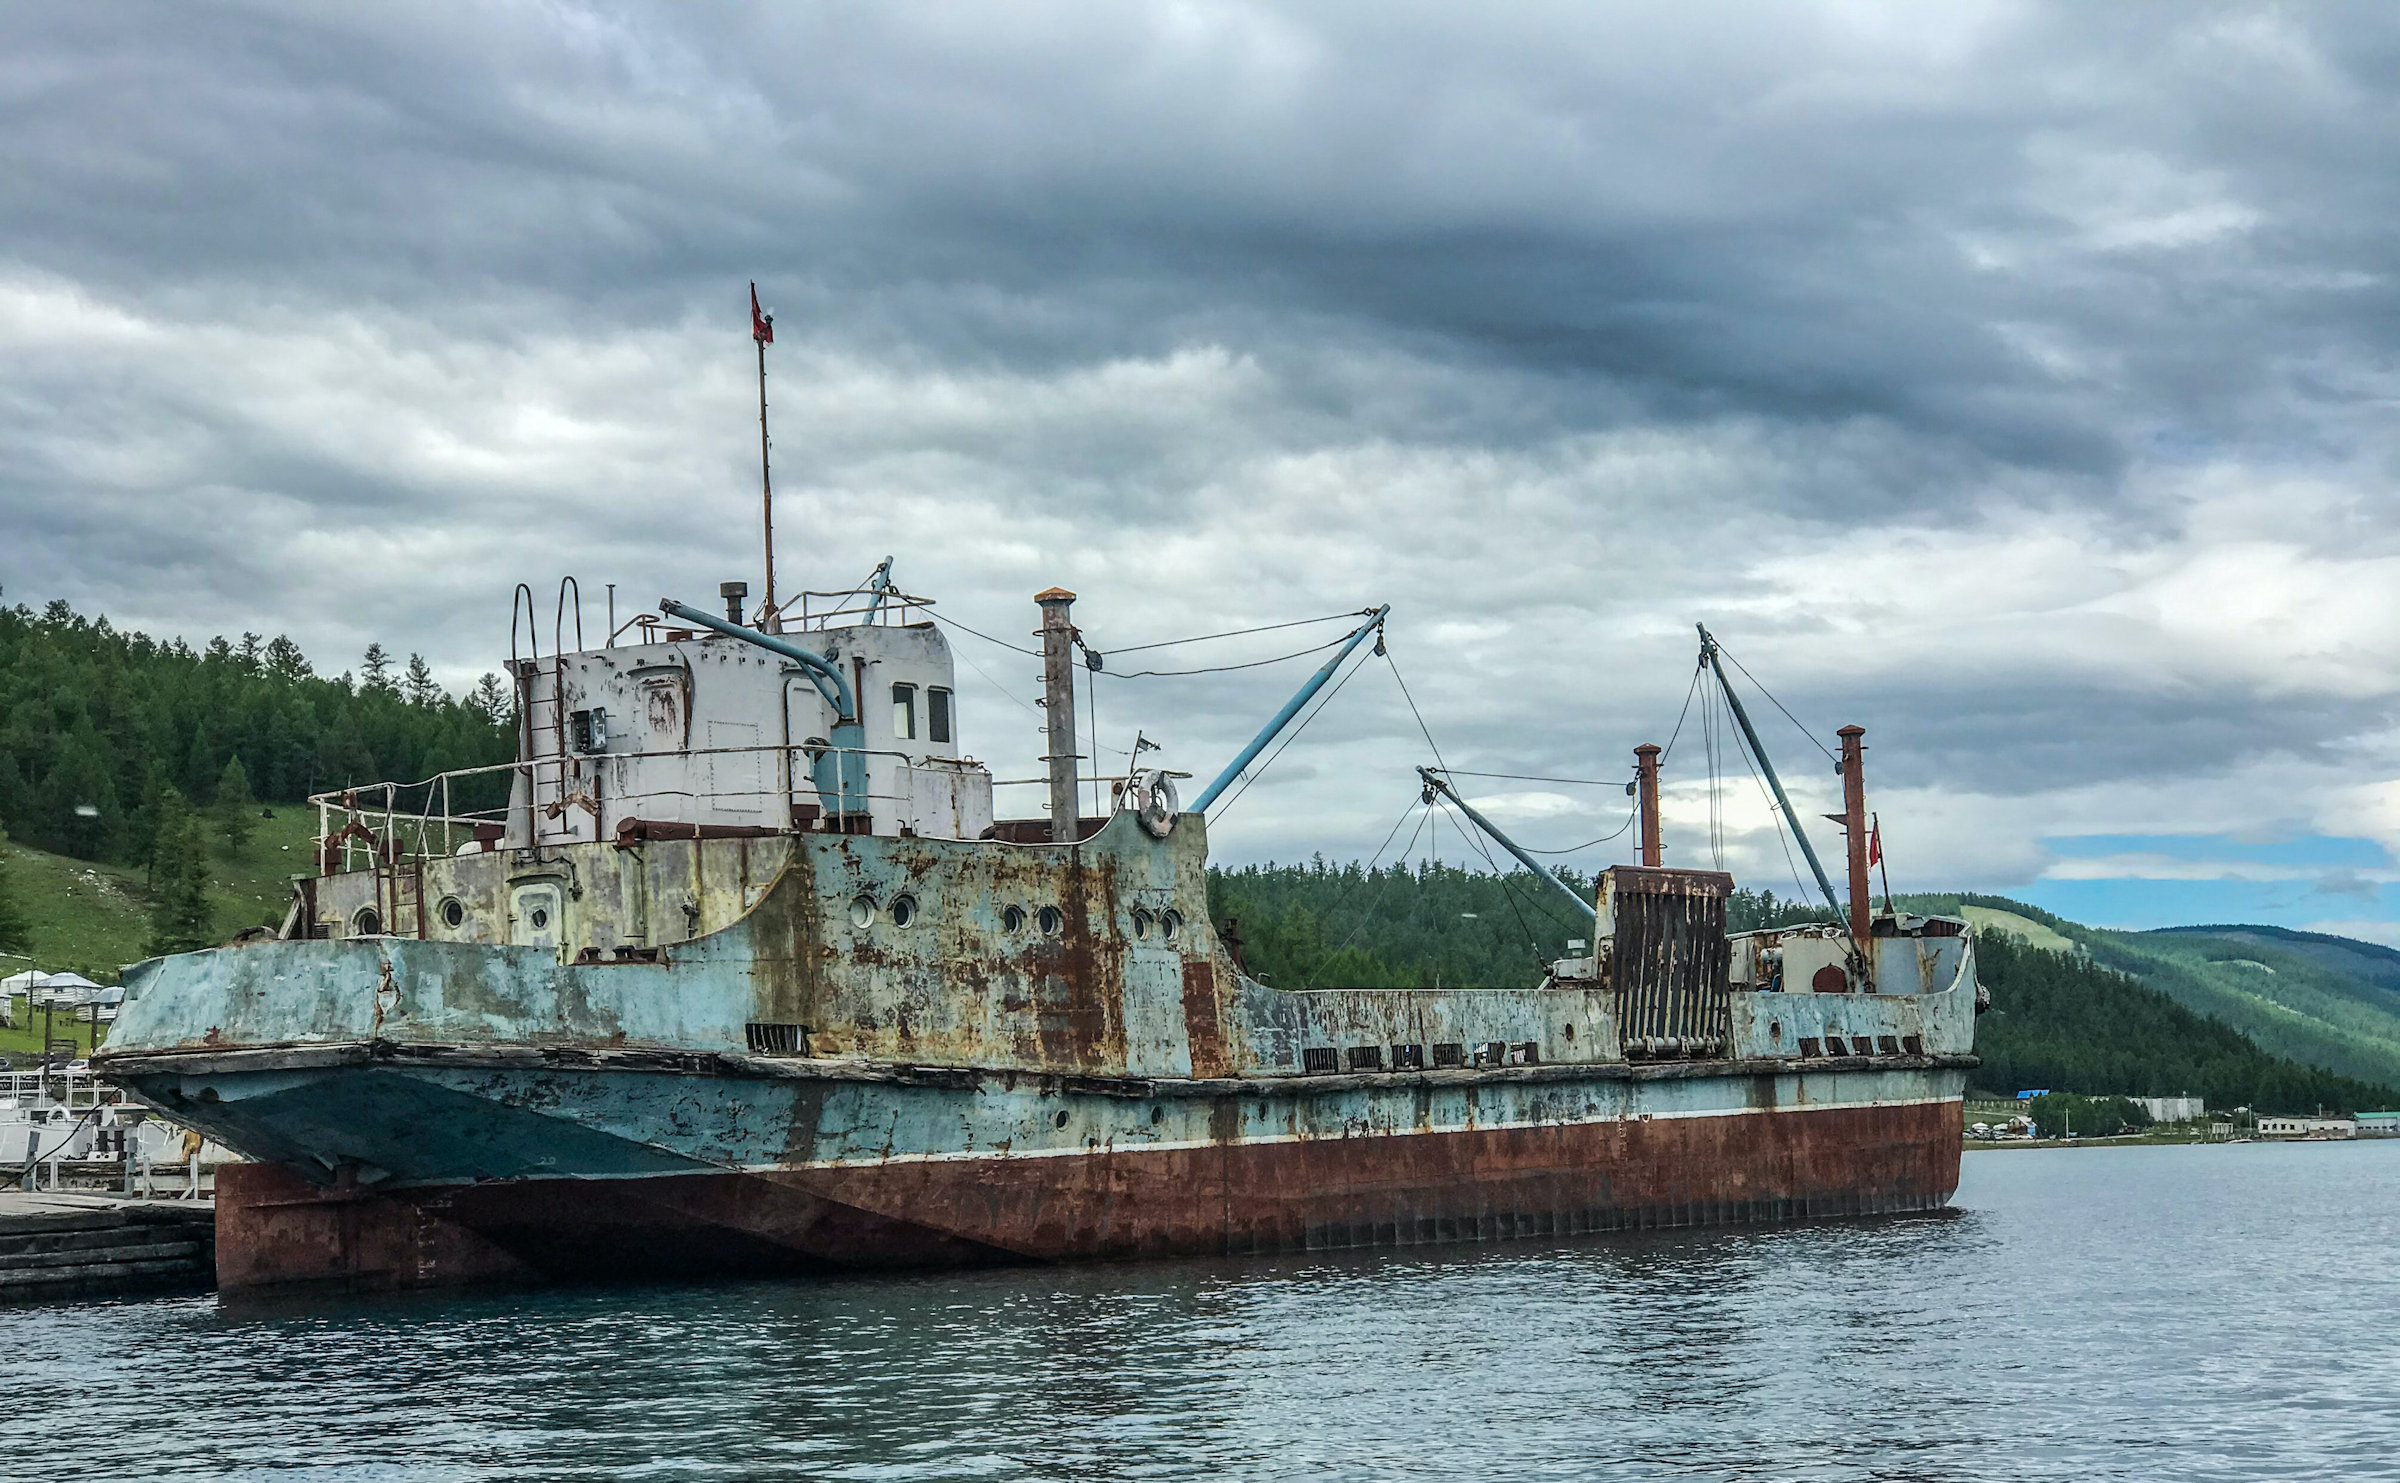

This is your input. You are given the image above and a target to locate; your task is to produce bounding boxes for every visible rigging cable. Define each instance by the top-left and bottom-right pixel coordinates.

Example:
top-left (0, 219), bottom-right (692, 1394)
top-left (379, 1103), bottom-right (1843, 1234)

top-left (1715, 641), bottom-right (1839, 764)
top-left (1512, 806), bottom-right (1639, 855)
top-left (1104, 631), bottom-right (1354, 678)
top-left (1656, 663), bottom-right (1705, 765)
top-left (1384, 649), bottom-right (1450, 774)
top-left (928, 610), bottom-right (1040, 657)
top-left (1210, 645), bottom-right (1373, 822)
top-left (1437, 769), bottom-right (1624, 787)
top-left (1721, 687), bottom-right (1818, 910)
top-left (1435, 799), bottom-right (1580, 960)
top-left (1309, 800), bottom-right (1435, 988)
top-left (1100, 610), bottom-right (1370, 656)
top-left (1704, 675), bottom-right (1725, 871)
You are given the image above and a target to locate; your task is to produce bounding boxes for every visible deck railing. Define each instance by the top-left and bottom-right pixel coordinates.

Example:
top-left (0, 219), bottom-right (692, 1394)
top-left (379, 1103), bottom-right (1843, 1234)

top-left (309, 748), bottom-right (1145, 876)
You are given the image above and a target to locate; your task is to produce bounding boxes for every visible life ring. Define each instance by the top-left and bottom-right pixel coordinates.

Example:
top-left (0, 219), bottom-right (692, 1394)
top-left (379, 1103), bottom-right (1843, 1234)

top-left (1120, 769), bottom-right (1179, 839)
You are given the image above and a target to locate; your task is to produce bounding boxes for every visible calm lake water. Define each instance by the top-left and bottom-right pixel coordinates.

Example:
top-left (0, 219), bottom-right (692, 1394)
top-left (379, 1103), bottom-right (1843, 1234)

top-left (5, 1141), bottom-right (2396, 1481)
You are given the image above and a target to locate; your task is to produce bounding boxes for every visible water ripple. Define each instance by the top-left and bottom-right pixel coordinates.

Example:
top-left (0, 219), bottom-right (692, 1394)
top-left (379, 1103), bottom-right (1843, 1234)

top-left (4, 1142), bottom-right (2396, 1481)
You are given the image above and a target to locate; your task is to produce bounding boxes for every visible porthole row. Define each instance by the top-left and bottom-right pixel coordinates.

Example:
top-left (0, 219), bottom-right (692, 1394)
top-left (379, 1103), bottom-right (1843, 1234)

top-left (842, 891), bottom-right (1191, 945)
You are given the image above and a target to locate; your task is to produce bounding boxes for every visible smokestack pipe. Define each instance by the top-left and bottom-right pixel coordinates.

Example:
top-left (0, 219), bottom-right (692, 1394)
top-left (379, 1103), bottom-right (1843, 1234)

top-left (1036, 588), bottom-right (1081, 844)
top-left (1838, 725), bottom-right (1869, 942)
top-left (1634, 743), bottom-right (1662, 867)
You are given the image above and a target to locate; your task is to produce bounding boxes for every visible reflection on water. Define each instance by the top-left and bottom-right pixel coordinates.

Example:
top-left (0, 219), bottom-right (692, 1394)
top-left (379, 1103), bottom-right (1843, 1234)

top-left (4, 1142), bottom-right (2396, 1481)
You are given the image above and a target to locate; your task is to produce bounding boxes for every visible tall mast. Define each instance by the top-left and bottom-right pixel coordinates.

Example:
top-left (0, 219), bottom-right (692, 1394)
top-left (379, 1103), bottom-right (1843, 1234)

top-left (752, 282), bottom-right (777, 618)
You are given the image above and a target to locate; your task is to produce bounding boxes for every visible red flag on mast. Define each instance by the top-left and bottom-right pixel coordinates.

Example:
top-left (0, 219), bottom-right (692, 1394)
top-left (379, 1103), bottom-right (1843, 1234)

top-left (750, 282), bottom-right (774, 344)
top-left (1867, 817), bottom-right (1882, 867)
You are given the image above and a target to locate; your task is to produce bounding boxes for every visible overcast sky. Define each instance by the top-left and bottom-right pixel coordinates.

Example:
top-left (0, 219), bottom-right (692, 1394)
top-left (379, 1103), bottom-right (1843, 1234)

top-left (3, 2), bottom-right (2395, 939)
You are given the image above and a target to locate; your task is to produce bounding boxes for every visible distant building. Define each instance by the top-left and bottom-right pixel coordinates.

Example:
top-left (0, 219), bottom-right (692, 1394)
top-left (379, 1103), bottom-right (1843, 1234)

top-left (2136, 1096), bottom-right (2205, 1123)
top-left (2357, 1112), bottom-right (2400, 1139)
top-left (2257, 1115), bottom-right (2356, 1139)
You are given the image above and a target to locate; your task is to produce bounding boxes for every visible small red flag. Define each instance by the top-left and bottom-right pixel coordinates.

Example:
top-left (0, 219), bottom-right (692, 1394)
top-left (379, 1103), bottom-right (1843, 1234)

top-left (1868, 817), bottom-right (1882, 867)
top-left (750, 282), bottom-right (774, 344)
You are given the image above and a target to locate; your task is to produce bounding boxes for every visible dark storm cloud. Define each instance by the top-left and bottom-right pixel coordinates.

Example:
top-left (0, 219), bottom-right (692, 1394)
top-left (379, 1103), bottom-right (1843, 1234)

top-left (11, 2), bottom-right (2394, 467)
top-left (1, 0), bottom-right (2396, 887)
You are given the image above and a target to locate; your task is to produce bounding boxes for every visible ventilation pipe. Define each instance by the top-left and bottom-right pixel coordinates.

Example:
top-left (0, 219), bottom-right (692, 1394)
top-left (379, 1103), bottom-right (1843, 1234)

top-left (1037, 588), bottom-right (1081, 844)
top-left (1839, 725), bottom-right (1869, 942)
top-left (1634, 743), bottom-right (1662, 867)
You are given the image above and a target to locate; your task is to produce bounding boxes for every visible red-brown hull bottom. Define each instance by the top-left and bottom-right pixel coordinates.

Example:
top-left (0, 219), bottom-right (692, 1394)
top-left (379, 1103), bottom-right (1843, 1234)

top-left (214, 1099), bottom-right (1962, 1293)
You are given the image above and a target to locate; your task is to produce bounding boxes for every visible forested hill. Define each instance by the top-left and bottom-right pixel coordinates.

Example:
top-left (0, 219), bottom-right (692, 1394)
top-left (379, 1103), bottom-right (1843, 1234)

top-left (0, 594), bottom-right (514, 867)
top-left (1207, 860), bottom-right (2397, 1115)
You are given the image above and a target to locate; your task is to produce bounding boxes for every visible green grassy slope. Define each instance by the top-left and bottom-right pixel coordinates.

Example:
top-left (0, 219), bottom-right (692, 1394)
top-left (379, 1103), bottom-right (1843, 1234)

top-left (3, 804), bottom-right (320, 982)
top-left (1965, 928), bottom-right (2393, 1113)
top-left (1889, 891), bottom-right (2400, 1089)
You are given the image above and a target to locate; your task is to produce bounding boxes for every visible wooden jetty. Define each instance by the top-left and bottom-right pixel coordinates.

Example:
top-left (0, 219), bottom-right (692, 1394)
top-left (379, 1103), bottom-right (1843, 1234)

top-left (0, 1193), bottom-right (214, 1301)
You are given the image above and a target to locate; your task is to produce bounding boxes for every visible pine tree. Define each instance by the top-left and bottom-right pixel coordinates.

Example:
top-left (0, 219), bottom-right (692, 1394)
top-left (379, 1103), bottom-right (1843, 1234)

top-left (214, 755), bottom-right (257, 852)
top-left (470, 672), bottom-right (512, 726)
top-left (402, 652), bottom-right (442, 706)
top-left (0, 825), bottom-right (31, 957)
top-left (361, 643), bottom-right (395, 692)
top-left (264, 634), bottom-right (312, 682)
top-left (144, 788), bottom-right (215, 957)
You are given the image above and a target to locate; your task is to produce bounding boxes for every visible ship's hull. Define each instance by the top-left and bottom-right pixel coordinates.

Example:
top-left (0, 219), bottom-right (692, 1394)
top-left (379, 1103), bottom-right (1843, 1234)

top-left (116, 1050), bottom-right (1967, 1292)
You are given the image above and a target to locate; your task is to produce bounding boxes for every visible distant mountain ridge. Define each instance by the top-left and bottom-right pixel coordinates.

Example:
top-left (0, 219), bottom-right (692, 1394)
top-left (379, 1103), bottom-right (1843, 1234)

top-left (1913, 900), bottom-right (2400, 1093)
top-left (2148, 922), bottom-right (2400, 987)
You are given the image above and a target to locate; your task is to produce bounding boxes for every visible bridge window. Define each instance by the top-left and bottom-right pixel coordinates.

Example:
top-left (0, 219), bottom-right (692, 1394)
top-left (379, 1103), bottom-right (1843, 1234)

top-left (929, 687), bottom-right (953, 744)
top-left (891, 683), bottom-right (918, 741)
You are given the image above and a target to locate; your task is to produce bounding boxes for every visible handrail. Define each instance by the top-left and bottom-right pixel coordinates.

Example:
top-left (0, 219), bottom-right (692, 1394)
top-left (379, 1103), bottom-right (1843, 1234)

top-left (308, 742), bottom-right (960, 872)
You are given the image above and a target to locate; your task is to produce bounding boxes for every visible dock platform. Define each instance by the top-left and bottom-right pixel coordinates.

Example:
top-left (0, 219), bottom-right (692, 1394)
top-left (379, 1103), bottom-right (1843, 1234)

top-left (0, 1193), bottom-right (215, 1301)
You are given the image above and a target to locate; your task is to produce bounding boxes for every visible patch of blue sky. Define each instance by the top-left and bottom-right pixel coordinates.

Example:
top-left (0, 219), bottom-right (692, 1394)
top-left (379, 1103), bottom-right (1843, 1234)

top-left (2039, 833), bottom-right (2393, 869)
top-left (2008, 879), bottom-right (2400, 945)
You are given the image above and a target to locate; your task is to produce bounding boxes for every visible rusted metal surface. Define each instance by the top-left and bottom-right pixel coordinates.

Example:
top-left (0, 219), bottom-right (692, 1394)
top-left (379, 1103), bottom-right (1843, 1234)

top-left (1599, 866), bottom-right (1733, 1056)
top-left (1634, 743), bottom-right (1662, 867)
top-left (99, 588), bottom-right (1983, 1298)
top-left (1037, 588), bottom-right (1081, 841)
top-left (1839, 725), bottom-right (1870, 943)
top-left (208, 1088), bottom-right (1963, 1291)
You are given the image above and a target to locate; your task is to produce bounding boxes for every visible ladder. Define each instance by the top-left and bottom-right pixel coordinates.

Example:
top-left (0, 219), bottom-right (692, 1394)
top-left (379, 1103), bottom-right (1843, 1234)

top-left (380, 849), bottom-right (429, 939)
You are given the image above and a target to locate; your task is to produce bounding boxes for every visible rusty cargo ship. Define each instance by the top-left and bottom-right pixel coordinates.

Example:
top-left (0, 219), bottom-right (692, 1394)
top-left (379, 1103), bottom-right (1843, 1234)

top-left (95, 573), bottom-right (1978, 1294)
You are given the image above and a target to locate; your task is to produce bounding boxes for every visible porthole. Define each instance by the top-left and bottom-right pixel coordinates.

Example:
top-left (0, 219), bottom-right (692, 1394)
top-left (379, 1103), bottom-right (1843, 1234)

top-left (351, 907), bottom-right (382, 937)
top-left (528, 906), bottom-right (550, 932)
top-left (890, 894), bottom-right (918, 928)
top-left (437, 897), bottom-right (466, 930)
top-left (1037, 905), bottom-right (1063, 937)
top-left (1053, 1109), bottom-right (1070, 1129)
top-left (1150, 1105), bottom-right (1165, 1125)
top-left (1159, 909), bottom-right (1183, 942)
top-left (849, 895), bottom-right (875, 929)
top-left (1001, 904), bottom-right (1027, 934)
top-left (1130, 908), bottom-right (1154, 940)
